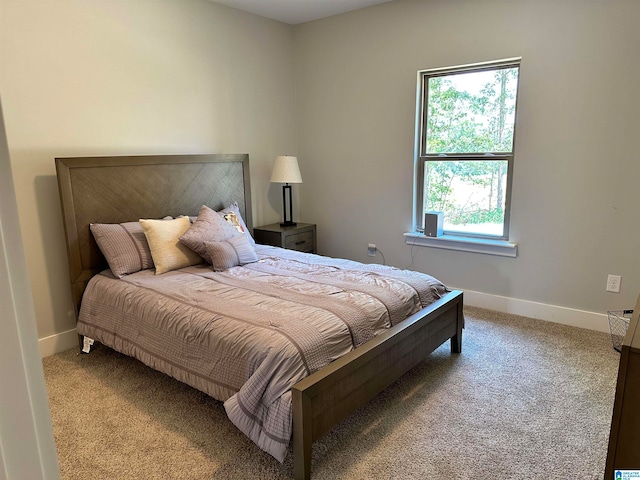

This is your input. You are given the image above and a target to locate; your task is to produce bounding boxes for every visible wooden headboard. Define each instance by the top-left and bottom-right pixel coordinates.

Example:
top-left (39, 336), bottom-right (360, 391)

top-left (55, 154), bottom-right (252, 317)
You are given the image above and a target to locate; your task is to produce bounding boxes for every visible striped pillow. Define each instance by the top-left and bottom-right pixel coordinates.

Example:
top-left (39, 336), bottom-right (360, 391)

top-left (90, 222), bottom-right (154, 278)
top-left (205, 235), bottom-right (258, 272)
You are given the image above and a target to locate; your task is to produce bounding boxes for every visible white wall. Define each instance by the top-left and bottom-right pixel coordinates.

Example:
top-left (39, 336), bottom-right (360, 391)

top-left (0, 96), bottom-right (60, 479)
top-left (3, 0), bottom-right (639, 349)
top-left (0, 0), bottom-right (297, 347)
top-left (293, 0), bottom-right (640, 322)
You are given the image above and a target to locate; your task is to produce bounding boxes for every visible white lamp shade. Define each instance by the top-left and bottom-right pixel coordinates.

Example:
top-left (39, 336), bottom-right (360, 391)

top-left (270, 155), bottom-right (302, 184)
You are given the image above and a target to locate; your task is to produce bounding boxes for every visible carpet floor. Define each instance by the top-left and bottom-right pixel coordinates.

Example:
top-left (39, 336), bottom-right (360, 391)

top-left (43, 306), bottom-right (619, 479)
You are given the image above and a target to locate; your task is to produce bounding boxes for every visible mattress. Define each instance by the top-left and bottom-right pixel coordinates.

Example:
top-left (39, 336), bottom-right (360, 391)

top-left (77, 245), bottom-right (449, 462)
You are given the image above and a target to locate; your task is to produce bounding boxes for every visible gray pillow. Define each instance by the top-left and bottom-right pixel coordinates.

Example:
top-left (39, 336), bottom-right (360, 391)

top-left (205, 235), bottom-right (258, 272)
top-left (90, 222), bottom-right (154, 278)
top-left (179, 205), bottom-right (242, 263)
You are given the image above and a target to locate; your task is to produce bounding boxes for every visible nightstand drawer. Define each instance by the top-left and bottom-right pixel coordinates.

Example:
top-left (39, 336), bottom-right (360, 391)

top-left (285, 231), bottom-right (314, 252)
top-left (253, 222), bottom-right (317, 253)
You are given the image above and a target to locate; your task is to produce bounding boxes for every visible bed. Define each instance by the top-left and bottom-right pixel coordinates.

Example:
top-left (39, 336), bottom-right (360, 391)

top-left (55, 153), bottom-right (464, 479)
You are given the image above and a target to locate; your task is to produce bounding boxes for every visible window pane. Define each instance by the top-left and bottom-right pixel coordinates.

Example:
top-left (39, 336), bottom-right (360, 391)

top-left (424, 160), bottom-right (508, 237)
top-left (425, 68), bottom-right (518, 154)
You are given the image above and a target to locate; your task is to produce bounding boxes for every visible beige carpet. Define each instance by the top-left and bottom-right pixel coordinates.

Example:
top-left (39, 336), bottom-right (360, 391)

top-left (43, 306), bottom-right (619, 479)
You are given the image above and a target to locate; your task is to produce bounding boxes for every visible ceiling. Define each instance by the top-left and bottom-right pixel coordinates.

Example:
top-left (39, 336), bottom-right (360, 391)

top-left (211, 0), bottom-right (393, 25)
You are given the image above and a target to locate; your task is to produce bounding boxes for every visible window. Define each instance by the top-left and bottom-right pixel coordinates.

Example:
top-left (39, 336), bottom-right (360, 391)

top-left (415, 58), bottom-right (520, 241)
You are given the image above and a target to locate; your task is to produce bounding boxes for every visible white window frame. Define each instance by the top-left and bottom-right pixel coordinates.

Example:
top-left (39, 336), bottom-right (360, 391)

top-left (410, 58), bottom-right (521, 256)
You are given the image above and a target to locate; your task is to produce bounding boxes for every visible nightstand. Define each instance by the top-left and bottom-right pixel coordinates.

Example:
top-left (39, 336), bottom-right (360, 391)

top-left (253, 223), bottom-right (317, 254)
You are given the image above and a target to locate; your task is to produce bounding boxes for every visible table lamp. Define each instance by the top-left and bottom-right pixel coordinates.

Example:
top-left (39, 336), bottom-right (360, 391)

top-left (270, 155), bottom-right (302, 227)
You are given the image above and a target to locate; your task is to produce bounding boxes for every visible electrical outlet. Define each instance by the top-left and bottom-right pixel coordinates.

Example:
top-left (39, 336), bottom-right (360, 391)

top-left (606, 274), bottom-right (621, 293)
top-left (367, 243), bottom-right (377, 257)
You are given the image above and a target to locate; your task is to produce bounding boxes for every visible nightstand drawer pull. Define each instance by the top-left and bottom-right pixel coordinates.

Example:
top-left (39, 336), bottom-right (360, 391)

top-left (285, 231), bottom-right (314, 251)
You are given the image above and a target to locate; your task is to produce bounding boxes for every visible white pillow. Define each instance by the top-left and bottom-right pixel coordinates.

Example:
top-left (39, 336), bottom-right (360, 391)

top-left (218, 202), bottom-right (255, 246)
top-left (139, 217), bottom-right (202, 275)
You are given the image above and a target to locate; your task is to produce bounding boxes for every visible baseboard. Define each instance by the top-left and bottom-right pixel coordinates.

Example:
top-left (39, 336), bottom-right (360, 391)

top-left (459, 289), bottom-right (609, 333)
top-left (38, 328), bottom-right (78, 358)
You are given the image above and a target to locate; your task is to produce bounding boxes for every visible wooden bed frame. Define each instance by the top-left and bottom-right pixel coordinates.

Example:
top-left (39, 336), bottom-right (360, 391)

top-left (55, 154), bottom-right (464, 480)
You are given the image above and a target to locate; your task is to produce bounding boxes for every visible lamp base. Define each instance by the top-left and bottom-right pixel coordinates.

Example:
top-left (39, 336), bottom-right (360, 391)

top-left (280, 184), bottom-right (297, 228)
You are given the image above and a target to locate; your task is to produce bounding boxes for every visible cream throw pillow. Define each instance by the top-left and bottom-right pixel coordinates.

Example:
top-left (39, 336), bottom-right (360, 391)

top-left (140, 217), bottom-right (201, 275)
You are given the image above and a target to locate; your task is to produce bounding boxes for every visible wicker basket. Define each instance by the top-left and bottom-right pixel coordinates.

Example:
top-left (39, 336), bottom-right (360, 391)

top-left (608, 309), bottom-right (634, 352)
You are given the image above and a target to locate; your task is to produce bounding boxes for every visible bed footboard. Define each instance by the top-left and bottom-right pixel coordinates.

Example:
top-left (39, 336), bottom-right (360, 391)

top-left (291, 290), bottom-right (463, 480)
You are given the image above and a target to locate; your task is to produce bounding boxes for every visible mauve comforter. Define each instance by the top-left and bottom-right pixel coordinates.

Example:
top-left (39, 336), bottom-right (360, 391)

top-left (77, 245), bottom-right (449, 462)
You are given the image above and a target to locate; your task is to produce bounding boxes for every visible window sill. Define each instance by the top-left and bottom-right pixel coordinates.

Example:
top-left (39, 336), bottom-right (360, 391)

top-left (404, 232), bottom-right (517, 257)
